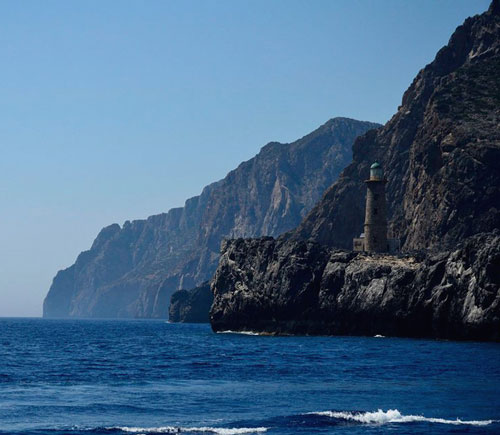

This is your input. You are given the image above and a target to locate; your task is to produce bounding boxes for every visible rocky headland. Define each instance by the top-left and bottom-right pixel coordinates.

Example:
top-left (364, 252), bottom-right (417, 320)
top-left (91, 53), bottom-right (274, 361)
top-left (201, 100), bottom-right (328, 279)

top-left (209, 1), bottom-right (500, 340)
top-left (210, 231), bottom-right (500, 341)
top-left (43, 117), bottom-right (379, 318)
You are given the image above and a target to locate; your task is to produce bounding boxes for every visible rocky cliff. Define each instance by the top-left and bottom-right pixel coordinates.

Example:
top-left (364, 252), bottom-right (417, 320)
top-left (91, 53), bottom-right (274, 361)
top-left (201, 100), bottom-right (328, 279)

top-left (291, 1), bottom-right (500, 251)
top-left (210, 231), bottom-right (500, 341)
top-left (209, 2), bottom-right (500, 340)
top-left (43, 117), bottom-right (379, 318)
top-left (169, 282), bottom-right (212, 323)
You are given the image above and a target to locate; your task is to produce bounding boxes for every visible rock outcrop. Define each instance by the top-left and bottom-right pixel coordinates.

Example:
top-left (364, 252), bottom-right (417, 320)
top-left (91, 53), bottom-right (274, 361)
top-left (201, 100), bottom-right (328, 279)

top-left (169, 282), bottom-right (212, 323)
top-left (210, 231), bottom-right (500, 341)
top-left (43, 118), bottom-right (379, 318)
top-left (291, 1), bottom-right (500, 251)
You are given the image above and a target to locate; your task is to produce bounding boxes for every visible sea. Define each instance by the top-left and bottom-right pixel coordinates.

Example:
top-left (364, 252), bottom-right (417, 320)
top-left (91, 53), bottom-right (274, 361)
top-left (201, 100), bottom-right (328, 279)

top-left (0, 318), bottom-right (499, 435)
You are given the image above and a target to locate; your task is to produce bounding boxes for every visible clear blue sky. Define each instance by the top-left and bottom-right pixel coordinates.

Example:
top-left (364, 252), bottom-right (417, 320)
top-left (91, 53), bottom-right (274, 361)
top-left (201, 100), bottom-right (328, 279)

top-left (0, 0), bottom-right (490, 317)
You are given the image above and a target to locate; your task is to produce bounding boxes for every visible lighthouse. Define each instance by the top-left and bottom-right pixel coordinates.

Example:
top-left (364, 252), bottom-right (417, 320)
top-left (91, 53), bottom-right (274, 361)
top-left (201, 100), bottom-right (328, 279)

top-left (363, 162), bottom-right (388, 252)
top-left (353, 162), bottom-right (398, 253)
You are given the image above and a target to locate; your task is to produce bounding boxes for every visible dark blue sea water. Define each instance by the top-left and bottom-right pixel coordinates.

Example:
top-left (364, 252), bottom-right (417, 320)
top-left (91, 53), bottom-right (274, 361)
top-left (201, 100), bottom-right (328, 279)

top-left (0, 319), bottom-right (499, 435)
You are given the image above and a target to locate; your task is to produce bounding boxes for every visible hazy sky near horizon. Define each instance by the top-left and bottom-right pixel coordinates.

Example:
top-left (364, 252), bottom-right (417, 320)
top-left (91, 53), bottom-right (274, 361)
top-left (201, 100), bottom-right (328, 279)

top-left (0, 0), bottom-right (491, 317)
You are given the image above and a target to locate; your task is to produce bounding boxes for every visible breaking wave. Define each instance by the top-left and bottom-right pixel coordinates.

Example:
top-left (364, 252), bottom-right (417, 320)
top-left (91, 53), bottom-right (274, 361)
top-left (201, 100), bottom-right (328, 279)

top-left (110, 426), bottom-right (267, 434)
top-left (3, 411), bottom-right (498, 435)
top-left (308, 409), bottom-right (496, 426)
top-left (217, 330), bottom-right (262, 336)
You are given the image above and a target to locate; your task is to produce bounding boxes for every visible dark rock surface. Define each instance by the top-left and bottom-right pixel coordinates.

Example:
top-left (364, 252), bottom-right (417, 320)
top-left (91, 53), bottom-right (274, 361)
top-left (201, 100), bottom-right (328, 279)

top-left (210, 231), bottom-right (500, 341)
top-left (169, 282), bottom-right (212, 323)
top-left (291, 1), bottom-right (500, 251)
top-left (44, 117), bottom-right (379, 318)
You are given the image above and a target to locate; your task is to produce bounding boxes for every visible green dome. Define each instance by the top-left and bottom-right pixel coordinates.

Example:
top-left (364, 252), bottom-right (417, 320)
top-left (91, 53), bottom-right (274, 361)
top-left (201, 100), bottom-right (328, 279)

top-left (370, 162), bottom-right (381, 169)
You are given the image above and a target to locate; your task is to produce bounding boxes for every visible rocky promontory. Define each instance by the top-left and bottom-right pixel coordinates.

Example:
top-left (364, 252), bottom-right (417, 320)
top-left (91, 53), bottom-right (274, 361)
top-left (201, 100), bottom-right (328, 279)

top-left (210, 231), bottom-right (500, 341)
top-left (208, 2), bottom-right (500, 341)
top-left (169, 282), bottom-right (212, 323)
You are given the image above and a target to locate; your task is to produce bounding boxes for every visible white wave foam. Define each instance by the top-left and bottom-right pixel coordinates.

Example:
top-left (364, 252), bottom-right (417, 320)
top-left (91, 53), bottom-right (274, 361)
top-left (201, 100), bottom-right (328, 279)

top-left (112, 426), bottom-right (267, 434)
top-left (309, 409), bottom-right (495, 426)
top-left (111, 427), bottom-right (176, 433)
top-left (191, 428), bottom-right (267, 434)
top-left (217, 330), bottom-right (261, 336)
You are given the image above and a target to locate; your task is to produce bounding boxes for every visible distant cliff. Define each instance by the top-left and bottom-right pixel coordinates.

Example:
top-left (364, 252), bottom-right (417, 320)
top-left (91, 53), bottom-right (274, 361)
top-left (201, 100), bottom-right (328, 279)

top-left (210, 231), bottom-right (500, 341)
top-left (43, 117), bottom-right (379, 318)
top-left (209, 1), bottom-right (500, 340)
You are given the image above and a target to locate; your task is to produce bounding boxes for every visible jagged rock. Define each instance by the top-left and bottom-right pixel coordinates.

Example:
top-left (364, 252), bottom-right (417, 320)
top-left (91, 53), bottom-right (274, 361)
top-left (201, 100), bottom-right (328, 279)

top-left (291, 1), bottom-right (500, 251)
top-left (44, 117), bottom-right (379, 318)
top-left (210, 231), bottom-right (500, 341)
top-left (169, 282), bottom-right (212, 323)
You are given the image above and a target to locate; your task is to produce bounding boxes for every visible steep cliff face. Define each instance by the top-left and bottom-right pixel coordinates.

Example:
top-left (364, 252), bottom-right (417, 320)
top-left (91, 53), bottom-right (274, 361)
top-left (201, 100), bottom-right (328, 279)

top-left (292, 1), bottom-right (500, 251)
top-left (44, 117), bottom-right (379, 318)
top-left (169, 282), bottom-right (212, 323)
top-left (210, 231), bottom-right (500, 341)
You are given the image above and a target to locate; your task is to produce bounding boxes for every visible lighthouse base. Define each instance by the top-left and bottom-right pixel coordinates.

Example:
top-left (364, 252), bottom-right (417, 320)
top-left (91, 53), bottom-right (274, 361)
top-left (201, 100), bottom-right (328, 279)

top-left (353, 236), bottom-right (400, 254)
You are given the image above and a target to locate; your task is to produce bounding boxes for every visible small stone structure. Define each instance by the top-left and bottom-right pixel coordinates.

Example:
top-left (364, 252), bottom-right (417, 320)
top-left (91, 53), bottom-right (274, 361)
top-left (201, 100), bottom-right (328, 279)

top-left (353, 162), bottom-right (400, 253)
